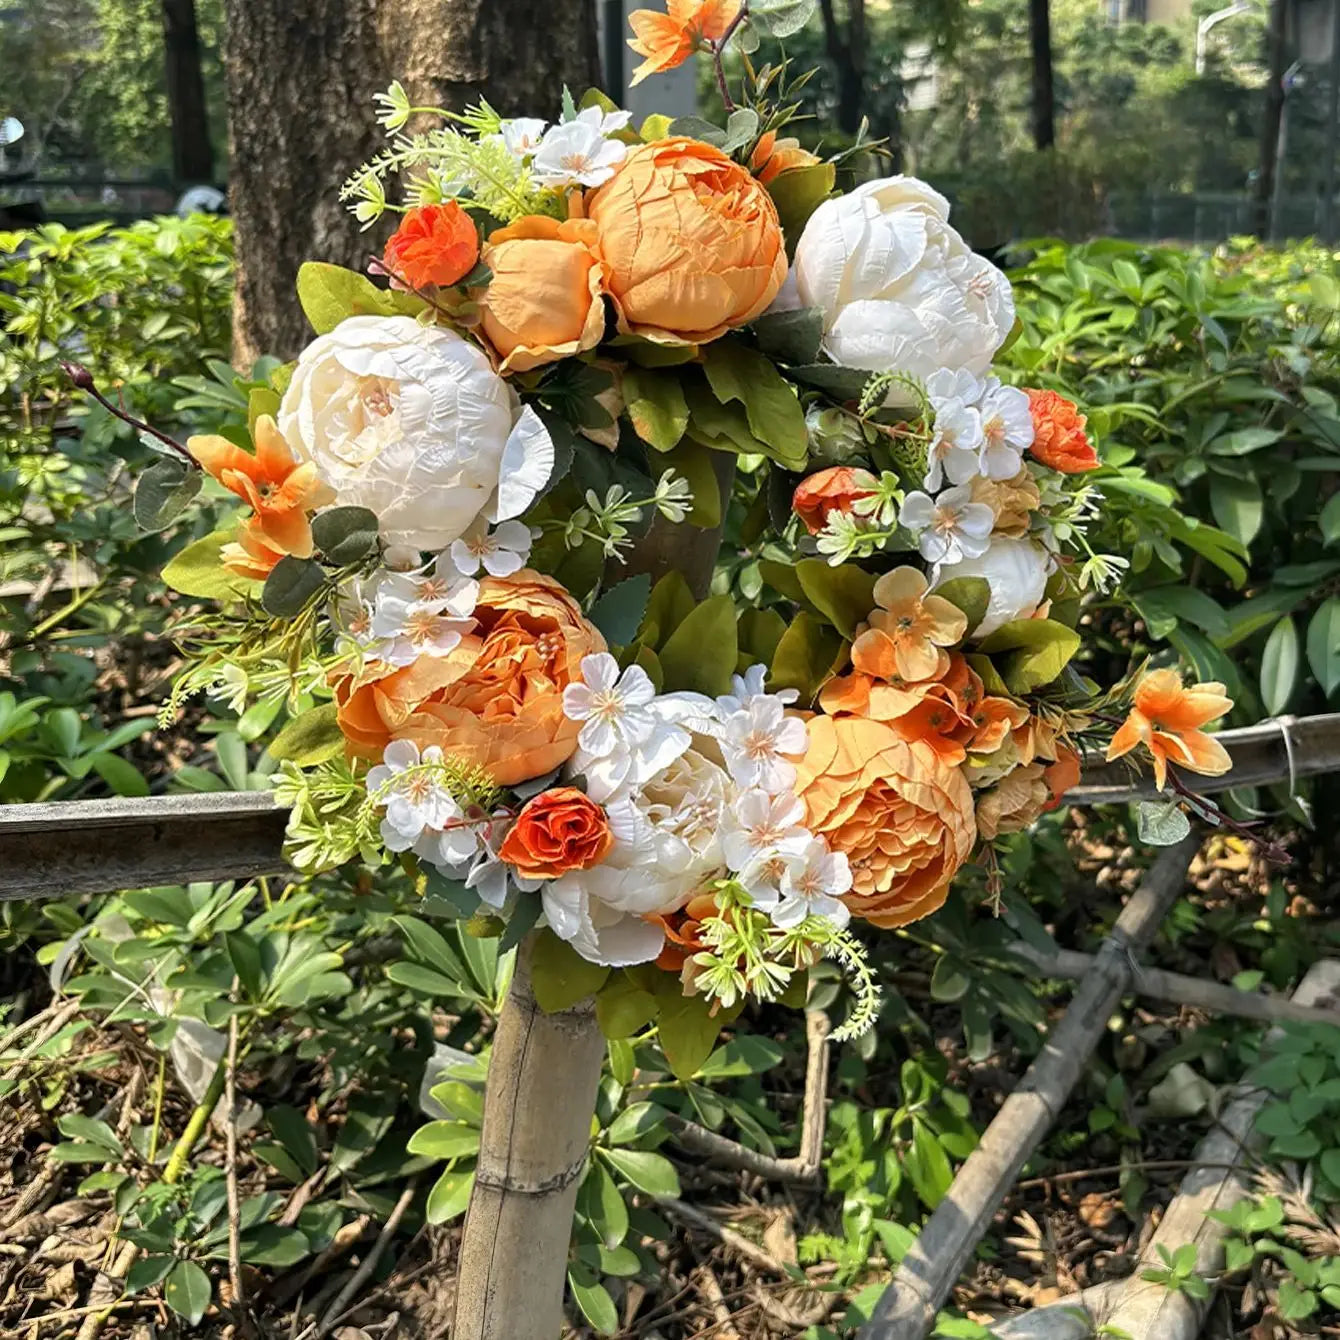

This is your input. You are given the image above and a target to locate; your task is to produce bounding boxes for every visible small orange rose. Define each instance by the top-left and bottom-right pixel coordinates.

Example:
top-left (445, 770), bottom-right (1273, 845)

top-left (333, 570), bottom-right (605, 785)
top-left (477, 216), bottom-right (606, 373)
top-left (749, 131), bottom-right (821, 185)
top-left (586, 137), bottom-right (786, 344)
top-left (383, 202), bottom-right (480, 290)
top-left (794, 714), bottom-right (976, 929)
top-left (499, 787), bottom-right (614, 879)
top-left (792, 466), bottom-right (879, 535)
top-left (1026, 389), bottom-right (1099, 473)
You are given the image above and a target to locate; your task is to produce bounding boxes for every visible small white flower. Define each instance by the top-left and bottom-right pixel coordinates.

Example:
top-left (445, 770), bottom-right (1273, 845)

top-left (925, 399), bottom-right (984, 491)
top-left (498, 116), bottom-right (548, 160)
top-left (975, 378), bottom-right (1034, 479)
top-left (736, 850), bottom-right (789, 910)
top-left (573, 105), bottom-right (633, 135)
top-left (562, 653), bottom-right (658, 757)
top-left (652, 470), bottom-right (693, 523)
top-left (368, 568), bottom-right (478, 665)
top-left (530, 119), bottom-right (627, 189)
top-left (899, 485), bottom-right (995, 566)
top-left (773, 839), bottom-right (852, 930)
top-left (448, 518), bottom-right (533, 578)
top-left (720, 698), bottom-right (809, 795)
top-left (366, 740), bottom-right (459, 850)
top-left (716, 665), bottom-right (799, 717)
top-left (212, 663), bottom-right (249, 715)
top-left (722, 790), bottom-right (812, 872)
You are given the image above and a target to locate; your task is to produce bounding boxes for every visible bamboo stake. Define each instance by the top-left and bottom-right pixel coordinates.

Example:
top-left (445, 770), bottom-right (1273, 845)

top-left (1003, 942), bottom-right (1340, 1029)
top-left (857, 837), bottom-right (1201, 1340)
top-left (449, 935), bottom-right (608, 1340)
top-left (988, 958), bottom-right (1340, 1338)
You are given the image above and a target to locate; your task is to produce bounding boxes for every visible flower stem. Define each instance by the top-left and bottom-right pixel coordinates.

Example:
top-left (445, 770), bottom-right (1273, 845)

top-left (60, 362), bottom-right (195, 465)
top-left (710, 2), bottom-right (750, 115)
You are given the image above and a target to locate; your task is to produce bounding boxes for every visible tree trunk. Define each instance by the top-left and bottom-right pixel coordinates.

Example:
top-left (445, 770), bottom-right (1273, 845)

top-left (818, 0), bottom-right (867, 138)
top-left (1028, 0), bottom-right (1055, 151)
top-left (161, 0), bottom-right (215, 185)
top-left (1254, 0), bottom-right (1289, 237)
top-left (221, 0), bottom-right (600, 365)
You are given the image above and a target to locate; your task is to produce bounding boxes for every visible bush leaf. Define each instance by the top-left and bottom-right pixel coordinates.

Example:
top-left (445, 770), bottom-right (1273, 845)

top-left (268, 703), bottom-right (343, 765)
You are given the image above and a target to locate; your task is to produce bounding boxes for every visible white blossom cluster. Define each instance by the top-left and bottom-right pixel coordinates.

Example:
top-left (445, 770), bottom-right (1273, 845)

top-left (492, 105), bottom-right (632, 189)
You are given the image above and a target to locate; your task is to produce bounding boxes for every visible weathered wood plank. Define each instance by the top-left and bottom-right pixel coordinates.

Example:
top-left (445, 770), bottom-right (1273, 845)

top-left (1, 715), bottom-right (1337, 900)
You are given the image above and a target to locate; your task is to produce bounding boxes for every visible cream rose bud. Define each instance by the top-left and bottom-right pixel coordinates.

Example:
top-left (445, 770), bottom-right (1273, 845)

top-left (789, 175), bottom-right (1015, 382)
top-left (278, 315), bottom-right (553, 553)
top-left (933, 535), bottom-right (1052, 639)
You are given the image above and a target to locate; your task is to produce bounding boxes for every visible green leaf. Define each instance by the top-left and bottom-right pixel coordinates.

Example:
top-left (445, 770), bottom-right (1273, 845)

top-left (767, 162), bottom-right (837, 248)
top-left (660, 437), bottom-right (724, 528)
top-left (622, 365), bottom-right (689, 451)
top-left (296, 261), bottom-right (425, 334)
top-left (1209, 475), bottom-right (1264, 547)
top-left (595, 974), bottom-right (659, 1040)
top-left (134, 458), bottom-right (202, 532)
top-left (769, 610), bottom-right (845, 703)
top-left (700, 341), bottom-right (807, 470)
top-left (750, 0), bottom-right (819, 36)
top-left (262, 556), bottom-right (327, 617)
top-left (606, 1101), bottom-right (671, 1146)
top-left (90, 753), bottom-right (149, 798)
top-left (425, 1168), bottom-right (473, 1224)
top-left (225, 931), bottom-right (264, 1000)
top-left (752, 307), bottom-right (825, 365)
top-left (1137, 799), bottom-right (1191, 846)
top-left (580, 1160), bottom-right (629, 1248)
top-left (697, 1036), bottom-right (786, 1077)
top-left (529, 929), bottom-right (610, 1013)
top-left (1307, 598), bottom-right (1340, 696)
top-left (267, 703), bottom-right (343, 765)
top-left (1133, 587), bottom-right (1230, 641)
top-left (904, 1121), bottom-right (954, 1208)
top-left (164, 1259), bottom-right (211, 1326)
top-left (56, 1114), bottom-right (122, 1153)
top-left (656, 987), bottom-right (723, 1080)
top-left (567, 1265), bottom-right (619, 1335)
top-left (161, 529), bottom-right (256, 601)
top-left (589, 574), bottom-right (651, 647)
top-left (795, 558), bottom-right (877, 638)
top-left (977, 619), bottom-right (1081, 694)
top-left (665, 115), bottom-right (728, 148)
top-left (393, 914), bottom-right (470, 981)
top-left (407, 1121), bottom-right (481, 1160)
top-left (657, 594), bottom-right (738, 695)
top-left (932, 578), bottom-right (990, 634)
top-left (125, 1254), bottom-right (176, 1295)
top-left (789, 362), bottom-right (870, 402)
top-left (1260, 615), bottom-right (1299, 716)
top-left (384, 961), bottom-right (465, 997)
top-left (266, 1105), bottom-right (318, 1177)
top-left (603, 1147), bottom-right (682, 1197)
top-left (1206, 426), bottom-right (1285, 456)
top-left (720, 107), bottom-right (760, 153)
top-left (638, 571), bottom-right (695, 648)
top-left (310, 506), bottom-right (380, 565)
top-left (1321, 492), bottom-right (1340, 546)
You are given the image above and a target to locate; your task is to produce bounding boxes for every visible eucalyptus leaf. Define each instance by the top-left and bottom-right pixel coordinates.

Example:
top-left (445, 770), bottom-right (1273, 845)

top-left (261, 556), bottom-right (327, 617)
top-left (311, 506), bottom-right (380, 565)
top-left (134, 458), bottom-right (202, 532)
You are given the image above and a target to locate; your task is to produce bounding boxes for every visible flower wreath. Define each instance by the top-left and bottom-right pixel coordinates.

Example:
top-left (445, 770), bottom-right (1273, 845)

top-left (72, 0), bottom-right (1235, 1065)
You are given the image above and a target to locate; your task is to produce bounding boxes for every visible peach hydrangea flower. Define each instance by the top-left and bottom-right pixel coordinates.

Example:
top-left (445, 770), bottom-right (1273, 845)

top-left (851, 567), bottom-right (968, 683)
top-left (1105, 670), bottom-right (1232, 791)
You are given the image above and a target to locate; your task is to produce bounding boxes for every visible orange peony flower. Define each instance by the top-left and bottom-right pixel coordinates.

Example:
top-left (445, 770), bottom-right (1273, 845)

top-left (333, 570), bottom-right (605, 785)
top-left (1106, 669), bottom-right (1232, 792)
top-left (976, 763), bottom-right (1051, 840)
top-left (749, 131), bottom-right (821, 185)
top-left (1042, 744), bottom-right (1082, 809)
top-left (499, 787), bottom-right (614, 879)
top-left (1026, 389), bottom-right (1099, 473)
top-left (477, 216), bottom-right (607, 373)
top-left (188, 415), bottom-right (335, 577)
top-left (382, 202), bottom-right (480, 289)
top-left (792, 466), bottom-right (879, 536)
top-left (585, 137), bottom-right (786, 344)
top-left (850, 567), bottom-right (968, 683)
top-left (794, 714), bottom-right (976, 928)
top-left (627, 0), bottom-right (740, 85)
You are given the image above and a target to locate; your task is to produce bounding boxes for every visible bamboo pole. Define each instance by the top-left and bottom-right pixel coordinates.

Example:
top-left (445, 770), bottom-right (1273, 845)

top-left (988, 958), bottom-right (1340, 1338)
top-left (450, 457), bottom-right (737, 1339)
top-left (857, 837), bottom-right (1200, 1340)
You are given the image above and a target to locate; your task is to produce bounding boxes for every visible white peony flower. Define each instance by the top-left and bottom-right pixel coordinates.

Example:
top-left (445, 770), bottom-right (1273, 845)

top-left (278, 315), bottom-right (554, 553)
top-left (899, 485), bottom-right (995, 566)
top-left (497, 117), bottom-right (547, 160)
top-left (788, 176), bottom-right (1015, 383)
top-left (530, 119), bottom-right (627, 189)
top-left (719, 697), bottom-right (809, 795)
top-left (774, 839), bottom-right (852, 930)
top-left (722, 789), bottom-right (812, 873)
top-left (975, 378), bottom-right (1034, 480)
top-left (448, 518), bottom-right (533, 578)
top-left (933, 535), bottom-right (1053, 639)
top-left (366, 740), bottom-right (460, 850)
top-left (543, 747), bottom-right (731, 966)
